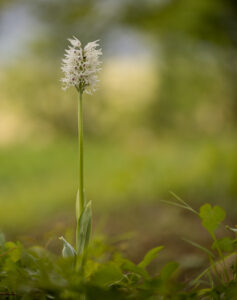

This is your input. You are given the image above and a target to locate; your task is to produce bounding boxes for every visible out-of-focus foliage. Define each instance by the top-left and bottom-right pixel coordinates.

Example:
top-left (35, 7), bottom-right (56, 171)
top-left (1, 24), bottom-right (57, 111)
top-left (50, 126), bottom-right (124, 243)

top-left (2, 0), bottom-right (237, 136)
top-left (1, 202), bottom-right (237, 299)
top-left (121, 0), bottom-right (237, 132)
top-left (123, 0), bottom-right (237, 46)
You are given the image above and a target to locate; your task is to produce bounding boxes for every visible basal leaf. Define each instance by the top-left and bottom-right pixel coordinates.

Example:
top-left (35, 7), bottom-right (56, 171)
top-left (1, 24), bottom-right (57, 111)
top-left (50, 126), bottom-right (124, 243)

top-left (59, 236), bottom-right (76, 258)
top-left (199, 204), bottom-right (226, 235)
top-left (77, 201), bottom-right (92, 255)
top-left (138, 246), bottom-right (164, 269)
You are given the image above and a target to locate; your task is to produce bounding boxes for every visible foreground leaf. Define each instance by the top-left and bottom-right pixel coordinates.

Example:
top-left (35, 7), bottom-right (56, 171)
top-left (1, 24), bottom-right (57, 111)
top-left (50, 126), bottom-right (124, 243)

top-left (5, 242), bottom-right (22, 262)
top-left (212, 237), bottom-right (235, 253)
top-left (90, 262), bottom-right (123, 287)
top-left (138, 246), bottom-right (164, 269)
top-left (160, 261), bottom-right (179, 281)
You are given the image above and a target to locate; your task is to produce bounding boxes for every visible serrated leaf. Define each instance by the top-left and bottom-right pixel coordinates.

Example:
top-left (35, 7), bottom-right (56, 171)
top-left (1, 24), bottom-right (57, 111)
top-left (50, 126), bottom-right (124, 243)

top-left (77, 201), bottom-right (92, 255)
top-left (199, 204), bottom-right (226, 235)
top-left (138, 246), bottom-right (163, 269)
top-left (59, 236), bottom-right (76, 258)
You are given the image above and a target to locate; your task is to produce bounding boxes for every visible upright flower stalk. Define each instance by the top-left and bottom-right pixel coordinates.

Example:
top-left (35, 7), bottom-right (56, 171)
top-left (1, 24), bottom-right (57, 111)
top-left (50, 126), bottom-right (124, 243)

top-left (78, 90), bottom-right (84, 214)
top-left (60, 37), bottom-right (102, 265)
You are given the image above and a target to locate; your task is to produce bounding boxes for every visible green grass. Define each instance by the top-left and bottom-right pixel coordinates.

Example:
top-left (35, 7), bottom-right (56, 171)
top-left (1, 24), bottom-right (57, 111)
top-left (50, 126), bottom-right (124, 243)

top-left (0, 135), bottom-right (237, 233)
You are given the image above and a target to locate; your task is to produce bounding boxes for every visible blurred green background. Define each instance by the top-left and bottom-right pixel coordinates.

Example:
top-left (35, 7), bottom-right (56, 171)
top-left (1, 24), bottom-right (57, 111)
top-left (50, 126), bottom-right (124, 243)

top-left (0, 0), bottom-right (237, 262)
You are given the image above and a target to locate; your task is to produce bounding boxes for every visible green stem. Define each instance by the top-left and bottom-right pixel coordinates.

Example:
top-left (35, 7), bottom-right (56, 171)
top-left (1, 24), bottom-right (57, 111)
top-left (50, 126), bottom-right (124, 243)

top-left (212, 233), bottom-right (230, 283)
top-left (78, 90), bottom-right (84, 213)
top-left (76, 90), bottom-right (84, 252)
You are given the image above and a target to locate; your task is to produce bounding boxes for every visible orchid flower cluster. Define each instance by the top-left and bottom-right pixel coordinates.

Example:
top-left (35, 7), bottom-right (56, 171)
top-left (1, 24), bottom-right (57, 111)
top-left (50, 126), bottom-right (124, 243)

top-left (61, 37), bottom-right (102, 94)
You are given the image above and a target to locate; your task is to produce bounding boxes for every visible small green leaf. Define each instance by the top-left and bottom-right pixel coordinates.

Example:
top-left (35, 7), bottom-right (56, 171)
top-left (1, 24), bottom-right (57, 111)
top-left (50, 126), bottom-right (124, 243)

top-left (198, 288), bottom-right (213, 296)
top-left (5, 242), bottom-right (22, 262)
top-left (138, 246), bottom-right (163, 269)
top-left (160, 261), bottom-right (179, 281)
top-left (59, 236), bottom-right (76, 258)
top-left (212, 237), bottom-right (234, 253)
top-left (121, 258), bottom-right (149, 279)
top-left (91, 262), bottom-right (123, 287)
top-left (77, 201), bottom-right (92, 255)
top-left (199, 204), bottom-right (226, 235)
top-left (114, 253), bottom-right (149, 279)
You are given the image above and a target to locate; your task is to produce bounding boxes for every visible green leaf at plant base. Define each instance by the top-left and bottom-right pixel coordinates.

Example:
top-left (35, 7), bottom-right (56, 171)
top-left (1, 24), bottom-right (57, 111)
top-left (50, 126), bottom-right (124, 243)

top-left (59, 236), bottom-right (76, 258)
top-left (138, 246), bottom-right (164, 269)
top-left (77, 201), bottom-right (92, 255)
top-left (199, 204), bottom-right (226, 235)
top-left (90, 262), bottom-right (123, 287)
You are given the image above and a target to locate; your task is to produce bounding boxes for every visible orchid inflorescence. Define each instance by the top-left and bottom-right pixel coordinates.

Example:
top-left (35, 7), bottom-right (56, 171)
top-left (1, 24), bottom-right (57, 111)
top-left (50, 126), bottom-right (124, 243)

top-left (61, 37), bottom-right (102, 94)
